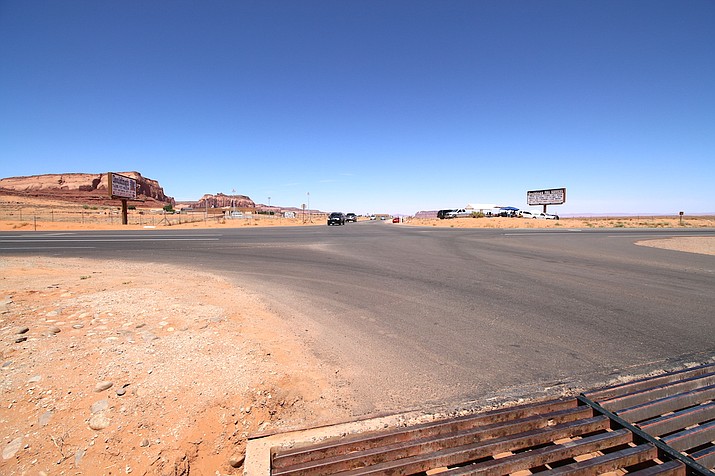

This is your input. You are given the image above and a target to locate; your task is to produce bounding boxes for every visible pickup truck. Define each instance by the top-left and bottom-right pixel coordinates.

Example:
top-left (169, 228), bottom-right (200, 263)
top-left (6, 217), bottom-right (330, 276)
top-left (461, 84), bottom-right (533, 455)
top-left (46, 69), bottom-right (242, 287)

top-left (445, 209), bottom-right (473, 218)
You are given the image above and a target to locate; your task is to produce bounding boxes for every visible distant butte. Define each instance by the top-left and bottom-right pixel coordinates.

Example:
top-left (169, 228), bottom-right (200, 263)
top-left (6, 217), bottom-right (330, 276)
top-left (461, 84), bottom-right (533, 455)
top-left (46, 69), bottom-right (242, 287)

top-left (194, 193), bottom-right (256, 209)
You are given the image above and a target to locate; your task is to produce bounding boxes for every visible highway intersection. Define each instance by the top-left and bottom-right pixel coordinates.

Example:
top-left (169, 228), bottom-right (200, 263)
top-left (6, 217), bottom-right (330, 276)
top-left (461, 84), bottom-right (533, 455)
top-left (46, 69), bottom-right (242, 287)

top-left (2, 223), bottom-right (713, 414)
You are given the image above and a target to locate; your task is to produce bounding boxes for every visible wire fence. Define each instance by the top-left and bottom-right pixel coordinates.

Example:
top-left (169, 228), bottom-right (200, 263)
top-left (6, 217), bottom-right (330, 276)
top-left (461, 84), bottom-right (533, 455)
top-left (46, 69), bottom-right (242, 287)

top-left (0, 206), bottom-right (329, 228)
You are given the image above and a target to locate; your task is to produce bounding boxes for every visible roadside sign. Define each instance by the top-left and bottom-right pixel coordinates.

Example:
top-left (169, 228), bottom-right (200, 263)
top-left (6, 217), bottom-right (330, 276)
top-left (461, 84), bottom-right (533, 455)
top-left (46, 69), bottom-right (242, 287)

top-left (108, 172), bottom-right (137, 225)
top-left (108, 172), bottom-right (137, 200)
top-left (527, 188), bottom-right (566, 206)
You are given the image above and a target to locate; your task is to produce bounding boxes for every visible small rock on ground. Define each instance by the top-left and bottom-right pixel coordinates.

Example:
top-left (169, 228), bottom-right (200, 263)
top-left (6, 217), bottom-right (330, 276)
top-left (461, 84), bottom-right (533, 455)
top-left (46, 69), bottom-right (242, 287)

top-left (88, 413), bottom-right (111, 430)
top-left (2, 436), bottom-right (23, 460)
top-left (94, 381), bottom-right (113, 392)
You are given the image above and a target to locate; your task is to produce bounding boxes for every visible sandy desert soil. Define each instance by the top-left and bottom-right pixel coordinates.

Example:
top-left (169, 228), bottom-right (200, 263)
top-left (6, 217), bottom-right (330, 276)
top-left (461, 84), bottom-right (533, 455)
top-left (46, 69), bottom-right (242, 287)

top-left (0, 194), bottom-right (326, 231)
top-left (0, 258), bottom-right (351, 476)
top-left (635, 236), bottom-right (715, 255)
top-left (403, 215), bottom-right (715, 229)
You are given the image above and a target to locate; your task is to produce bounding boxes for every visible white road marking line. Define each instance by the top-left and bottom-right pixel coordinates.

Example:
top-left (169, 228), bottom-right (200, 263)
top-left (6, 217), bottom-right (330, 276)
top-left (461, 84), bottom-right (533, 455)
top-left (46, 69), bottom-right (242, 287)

top-left (503, 230), bottom-right (583, 235)
top-left (0, 246), bottom-right (97, 250)
top-left (606, 234), bottom-right (684, 238)
top-left (0, 238), bottom-right (220, 243)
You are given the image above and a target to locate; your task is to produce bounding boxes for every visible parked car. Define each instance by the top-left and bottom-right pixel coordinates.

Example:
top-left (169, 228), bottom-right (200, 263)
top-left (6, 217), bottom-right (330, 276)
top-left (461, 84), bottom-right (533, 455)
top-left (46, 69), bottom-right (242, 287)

top-left (327, 212), bottom-right (346, 226)
top-left (445, 209), bottom-right (473, 218)
top-left (536, 212), bottom-right (559, 220)
top-left (519, 211), bottom-right (537, 219)
top-left (437, 209), bottom-right (455, 220)
top-left (345, 213), bottom-right (357, 222)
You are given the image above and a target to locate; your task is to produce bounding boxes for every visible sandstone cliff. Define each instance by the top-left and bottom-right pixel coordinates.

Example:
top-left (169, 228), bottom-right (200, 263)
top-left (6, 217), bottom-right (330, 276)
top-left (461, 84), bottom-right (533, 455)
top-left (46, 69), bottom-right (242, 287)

top-left (0, 172), bottom-right (174, 206)
top-left (196, 193), bottom-right (255, 209)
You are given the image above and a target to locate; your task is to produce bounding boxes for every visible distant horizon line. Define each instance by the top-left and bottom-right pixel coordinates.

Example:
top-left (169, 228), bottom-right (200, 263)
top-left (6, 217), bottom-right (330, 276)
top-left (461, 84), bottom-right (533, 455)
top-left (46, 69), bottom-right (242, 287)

top-left (411, 210), bottom-right (714, 218)
top-left (558, 212), bottom-right (715, 218)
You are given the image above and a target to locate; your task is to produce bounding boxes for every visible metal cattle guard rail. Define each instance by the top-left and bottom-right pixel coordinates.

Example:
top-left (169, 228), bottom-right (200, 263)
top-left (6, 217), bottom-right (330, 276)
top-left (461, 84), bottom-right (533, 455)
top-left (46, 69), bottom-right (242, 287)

top-left (247, 363), bottom-right (715, 475)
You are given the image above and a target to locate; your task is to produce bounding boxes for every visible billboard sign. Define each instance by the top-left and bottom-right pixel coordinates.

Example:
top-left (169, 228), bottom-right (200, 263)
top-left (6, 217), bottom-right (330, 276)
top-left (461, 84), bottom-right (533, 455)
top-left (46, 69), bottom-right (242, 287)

top-left (527, 188), bottom-right (566, 206)
top-left (108, 172), bottom-right (137, 200)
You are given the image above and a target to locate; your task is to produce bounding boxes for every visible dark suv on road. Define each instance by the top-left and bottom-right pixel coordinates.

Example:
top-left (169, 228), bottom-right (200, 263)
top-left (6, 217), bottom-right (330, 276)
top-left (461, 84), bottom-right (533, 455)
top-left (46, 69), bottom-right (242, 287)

top-left (327, 212), bottom-right (346, 226)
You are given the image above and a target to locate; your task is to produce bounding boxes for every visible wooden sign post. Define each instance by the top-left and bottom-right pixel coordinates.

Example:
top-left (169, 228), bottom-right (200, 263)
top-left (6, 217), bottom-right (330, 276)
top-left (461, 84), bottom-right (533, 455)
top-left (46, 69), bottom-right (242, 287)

top-left (107, 173), bottom-right (137, 225)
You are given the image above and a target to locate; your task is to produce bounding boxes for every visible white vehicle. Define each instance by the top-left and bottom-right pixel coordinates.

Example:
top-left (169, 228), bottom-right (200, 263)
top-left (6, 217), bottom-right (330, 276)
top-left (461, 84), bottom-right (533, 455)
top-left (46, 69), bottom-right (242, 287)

top-left (519, 210), bottom-right (537, 219)
top-left (536, 212), bottom-right (559, 220)
top-left (445, 209), bottom-right (474, 218)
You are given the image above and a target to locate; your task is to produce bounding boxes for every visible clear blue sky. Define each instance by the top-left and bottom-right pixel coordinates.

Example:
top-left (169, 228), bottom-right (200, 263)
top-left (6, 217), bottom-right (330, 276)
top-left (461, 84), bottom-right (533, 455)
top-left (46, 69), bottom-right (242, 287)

top-left (1, 1), bottom-right (713, 215)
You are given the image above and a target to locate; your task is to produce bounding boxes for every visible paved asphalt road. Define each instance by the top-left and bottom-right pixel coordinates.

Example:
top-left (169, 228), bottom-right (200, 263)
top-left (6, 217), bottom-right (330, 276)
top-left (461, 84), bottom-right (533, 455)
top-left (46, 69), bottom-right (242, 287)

top-left (2, 223), bottom-right (714, 415)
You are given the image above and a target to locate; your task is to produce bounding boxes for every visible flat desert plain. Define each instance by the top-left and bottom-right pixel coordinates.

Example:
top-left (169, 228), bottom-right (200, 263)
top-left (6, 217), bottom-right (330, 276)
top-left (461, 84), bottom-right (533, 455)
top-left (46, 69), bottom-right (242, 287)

top-left (404, 214), bottom-right (715, 229)
top-left (404, 216), bottom-right (715, 256)
top-left (1, 196), bottom-right (714, 474)
top-left (1, 193), bottom-right (714, 234)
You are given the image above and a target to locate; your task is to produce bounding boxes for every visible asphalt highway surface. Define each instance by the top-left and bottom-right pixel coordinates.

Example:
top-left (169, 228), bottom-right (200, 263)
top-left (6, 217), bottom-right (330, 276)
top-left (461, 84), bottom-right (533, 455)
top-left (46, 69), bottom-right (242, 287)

top-left (2, 222), bottom-right (714, 415)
